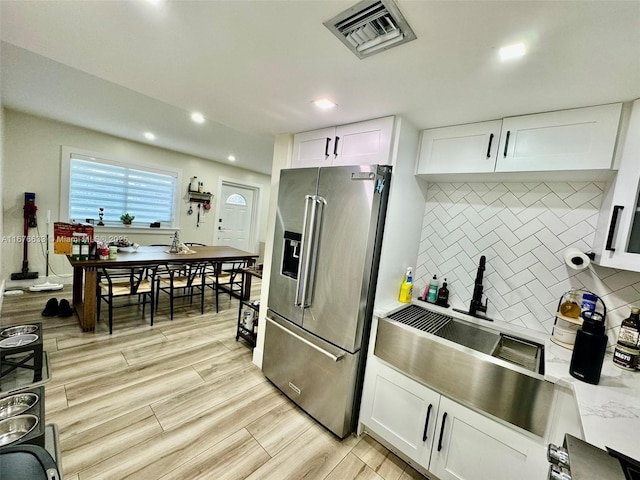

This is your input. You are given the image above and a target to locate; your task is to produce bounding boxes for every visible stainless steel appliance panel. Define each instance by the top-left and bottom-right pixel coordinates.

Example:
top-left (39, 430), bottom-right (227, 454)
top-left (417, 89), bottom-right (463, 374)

top-left (267, 168), bottom-right (319, 326)
top-left (263, 311), bottom-right (359, 438)
top-left (302, 165), bottom-right (383, 352)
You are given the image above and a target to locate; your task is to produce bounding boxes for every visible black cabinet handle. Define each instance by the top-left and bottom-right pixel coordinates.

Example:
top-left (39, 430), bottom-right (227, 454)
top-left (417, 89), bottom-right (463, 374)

top-left (606, 205), bottom-right (624, 252)
top-left (422, 404), bottom-right (433, 442)
top-left (486, 133), bottom-right (494, 159)
top-left (324, 138), bottom-right (331, 158)
top-left (333, 136), bottom-right (340, 157)
top-left (437, 412), bottom-right (447, 452)
top-left (503, 131), bottom-right (511, 158)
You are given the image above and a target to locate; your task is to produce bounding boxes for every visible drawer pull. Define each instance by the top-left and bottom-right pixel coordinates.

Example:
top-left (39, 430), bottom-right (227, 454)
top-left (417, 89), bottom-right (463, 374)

top-left (267, 317), bottom-right (344, 362)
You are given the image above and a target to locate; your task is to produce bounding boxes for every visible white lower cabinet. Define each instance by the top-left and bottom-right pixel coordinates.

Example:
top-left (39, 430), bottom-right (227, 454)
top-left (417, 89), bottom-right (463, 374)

top-left (360, 358), bottom-right (547, 480)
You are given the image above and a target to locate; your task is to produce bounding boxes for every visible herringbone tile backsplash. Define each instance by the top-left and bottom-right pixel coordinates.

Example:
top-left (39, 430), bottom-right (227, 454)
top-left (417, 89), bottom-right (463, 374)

top-left (415, 181), bottom-right (640, 346)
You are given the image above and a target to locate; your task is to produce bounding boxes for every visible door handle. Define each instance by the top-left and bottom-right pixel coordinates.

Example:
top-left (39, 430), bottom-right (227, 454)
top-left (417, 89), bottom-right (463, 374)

top-left (503, 131), bottom-right (511, 157)
top-left (295, 195), bottom-right (326, 308)
top-left (295, 196), bottom-right (313, 307)
top-left (437, 412), bottom-right (447, 452)
top-left (333, 136), bottom-right (340, 157)
top-left (606, 205), bottom-right (624, 252)
top-left (267, 317), bottom-right (344, 361)
top-left (300, 195), bottom-right (326, 308)
top-left (324, 137), bottom-right (331, 158)
top-left (422, 404), bottom-right (433, 442)
top-left (486, 133), bottom-right (494, 159)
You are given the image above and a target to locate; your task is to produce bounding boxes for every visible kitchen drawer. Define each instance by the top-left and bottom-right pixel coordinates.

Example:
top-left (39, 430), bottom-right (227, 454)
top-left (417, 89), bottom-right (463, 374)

top-left (262, 311), bottom-right (359, 438)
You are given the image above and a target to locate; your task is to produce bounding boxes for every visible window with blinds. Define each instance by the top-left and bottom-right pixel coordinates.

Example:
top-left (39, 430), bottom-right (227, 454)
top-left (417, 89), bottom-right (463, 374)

top-left (66, 152), bottom-right (179, 227)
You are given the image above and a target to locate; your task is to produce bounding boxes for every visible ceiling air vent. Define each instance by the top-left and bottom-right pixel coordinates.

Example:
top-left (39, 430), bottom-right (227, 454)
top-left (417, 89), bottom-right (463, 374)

top-left (324, 0), bottom-right (417, 59)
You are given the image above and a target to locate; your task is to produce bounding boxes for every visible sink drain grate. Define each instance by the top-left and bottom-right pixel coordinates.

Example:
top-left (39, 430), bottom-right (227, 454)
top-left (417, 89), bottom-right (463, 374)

top-left (387, 305), bottom-right (452, 334)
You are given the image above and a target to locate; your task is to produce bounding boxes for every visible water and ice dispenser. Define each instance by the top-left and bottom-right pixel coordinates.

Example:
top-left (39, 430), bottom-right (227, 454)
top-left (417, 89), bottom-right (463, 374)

top-left (282, 231), bottom-right (301, 279)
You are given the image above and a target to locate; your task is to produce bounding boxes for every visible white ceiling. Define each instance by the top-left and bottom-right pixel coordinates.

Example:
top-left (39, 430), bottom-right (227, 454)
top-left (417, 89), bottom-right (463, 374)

top-left (1, 0), bottom-right (639, 176)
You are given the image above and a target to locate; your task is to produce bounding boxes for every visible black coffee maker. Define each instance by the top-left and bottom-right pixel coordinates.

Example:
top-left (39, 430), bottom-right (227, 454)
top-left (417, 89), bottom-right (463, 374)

top-left (570, 310), bottom-right (608, 385)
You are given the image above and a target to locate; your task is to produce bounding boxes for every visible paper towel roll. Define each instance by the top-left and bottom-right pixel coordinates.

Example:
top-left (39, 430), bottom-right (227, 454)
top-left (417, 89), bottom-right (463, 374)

top-left (564, 248), bottom-right (590, 270)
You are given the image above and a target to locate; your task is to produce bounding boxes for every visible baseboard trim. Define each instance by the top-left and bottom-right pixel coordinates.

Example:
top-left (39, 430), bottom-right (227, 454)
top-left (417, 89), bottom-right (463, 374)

top-left (252, 346), bottom-right (263, 369)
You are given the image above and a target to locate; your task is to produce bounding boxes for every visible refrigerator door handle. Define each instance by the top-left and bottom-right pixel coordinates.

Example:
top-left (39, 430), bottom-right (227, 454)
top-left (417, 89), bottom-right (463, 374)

top-left (267, 316), bottom-right (344, 362)
top-left (295, 195), bottom-right (313, 307)
top-left (301, 195), bottom-right (325, 308)
top-left (296, 194), bottom-right (325, 309)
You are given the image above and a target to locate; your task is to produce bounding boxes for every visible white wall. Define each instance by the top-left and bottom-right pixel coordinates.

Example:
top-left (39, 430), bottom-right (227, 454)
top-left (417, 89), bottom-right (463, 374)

top-left (415, 180), bottom-right (640, 347)
top-left (374, 117), bottom-right (425, 311)
top-left (252, 133), bottom-right (292, 368)
top-left (0, 39), bottom-right (5, 305)
top-left (2, 108), bottom-right (271, 286)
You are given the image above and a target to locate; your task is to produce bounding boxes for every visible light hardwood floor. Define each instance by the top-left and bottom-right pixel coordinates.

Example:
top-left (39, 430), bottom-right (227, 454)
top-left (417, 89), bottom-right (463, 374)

top-left (1, 282), bottom-right (426, 480)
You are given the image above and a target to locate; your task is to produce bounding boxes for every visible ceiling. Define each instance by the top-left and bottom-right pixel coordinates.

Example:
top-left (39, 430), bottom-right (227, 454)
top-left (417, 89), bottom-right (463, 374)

top-left (1, 1), bottom-right (639, 176)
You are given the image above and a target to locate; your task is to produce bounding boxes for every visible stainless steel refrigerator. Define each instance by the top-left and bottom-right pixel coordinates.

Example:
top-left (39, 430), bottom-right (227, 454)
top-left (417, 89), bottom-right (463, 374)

top-left (263, 164), bottom-right (391, 438)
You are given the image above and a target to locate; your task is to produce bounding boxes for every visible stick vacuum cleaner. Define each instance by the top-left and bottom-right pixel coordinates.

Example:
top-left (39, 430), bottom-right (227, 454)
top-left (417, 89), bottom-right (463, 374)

top-left (10, 192), bottom-right (39, 281)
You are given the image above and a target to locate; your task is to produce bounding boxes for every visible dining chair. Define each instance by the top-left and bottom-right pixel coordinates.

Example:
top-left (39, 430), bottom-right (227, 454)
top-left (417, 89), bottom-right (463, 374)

top-left (206, 260), bottom-right (248, 312)
top-left (156, 261), bottom-right (208, 320)
top-left (97, 265), bottom-right (159, 334)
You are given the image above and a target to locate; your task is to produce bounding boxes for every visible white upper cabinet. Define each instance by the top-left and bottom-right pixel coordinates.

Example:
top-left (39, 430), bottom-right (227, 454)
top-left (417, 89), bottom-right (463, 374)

top-left (417, 120), bottom-right (502, 174)
top-left (290, 127), bottom-right (336, 168)
top-left (291, 116), bottom-right (394, 168)
top-left (593, 99), bottom-right (640, 271)
top-left (495, 103), bottom-right (622, 172)
top-left (416, 103), bottom-right (622, 177)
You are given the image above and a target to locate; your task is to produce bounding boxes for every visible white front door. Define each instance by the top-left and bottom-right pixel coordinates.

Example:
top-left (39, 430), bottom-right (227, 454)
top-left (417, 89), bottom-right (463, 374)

top-left (216, 183), bottom-right (255, 252)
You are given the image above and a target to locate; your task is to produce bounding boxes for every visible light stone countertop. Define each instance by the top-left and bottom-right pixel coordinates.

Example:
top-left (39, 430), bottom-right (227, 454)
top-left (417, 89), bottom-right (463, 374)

top-left (373, 300), bottom-right (640, 462)
top-left (544, 339), bottom-right (640, 461)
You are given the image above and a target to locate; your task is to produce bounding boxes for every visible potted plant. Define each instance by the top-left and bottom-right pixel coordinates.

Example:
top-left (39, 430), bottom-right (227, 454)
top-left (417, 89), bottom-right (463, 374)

top-left (120, 213), bottom-right (135, 226)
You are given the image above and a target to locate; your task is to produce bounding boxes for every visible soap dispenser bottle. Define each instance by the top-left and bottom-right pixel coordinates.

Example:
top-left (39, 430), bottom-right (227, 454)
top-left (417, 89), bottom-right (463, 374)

top-left (426, 275), bottom-right (439, 303)
top-left (398, 268), bottom-right (413, 303)
top-left (436, 279), bottom-right (449, 307)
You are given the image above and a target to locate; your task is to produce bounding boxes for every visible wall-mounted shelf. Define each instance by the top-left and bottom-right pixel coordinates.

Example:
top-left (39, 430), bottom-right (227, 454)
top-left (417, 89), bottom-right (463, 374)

top-left (187, 191), bottom-right (212, 205)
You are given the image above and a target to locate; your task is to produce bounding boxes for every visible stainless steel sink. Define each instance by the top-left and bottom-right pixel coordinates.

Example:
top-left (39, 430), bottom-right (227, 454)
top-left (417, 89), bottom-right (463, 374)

top-left (491, 334), bottom-right (543, 373)
top-left (434, 318), bottom-right (499, 355)
top-left (387, 304), bottom-right (544, 374)
top-left (374, 316), bottom-right (553, 437)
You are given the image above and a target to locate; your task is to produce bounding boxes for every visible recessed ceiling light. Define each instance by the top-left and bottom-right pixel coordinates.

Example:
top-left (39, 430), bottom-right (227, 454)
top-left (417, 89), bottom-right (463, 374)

top-left (313, 98), bottom-right (337, 110)
top-left (144, 132), bottom-right (156, 140)
top-left (191, 112), bottom-right (205, 124)
top-left (499, 42), bottom-right (526, 62)
top-left (228, 155), bottom-right (236, 162)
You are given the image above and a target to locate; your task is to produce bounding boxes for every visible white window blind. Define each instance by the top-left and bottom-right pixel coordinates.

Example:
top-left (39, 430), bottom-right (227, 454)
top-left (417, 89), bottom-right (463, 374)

top-left (68, 154), bottom-right (178, 226)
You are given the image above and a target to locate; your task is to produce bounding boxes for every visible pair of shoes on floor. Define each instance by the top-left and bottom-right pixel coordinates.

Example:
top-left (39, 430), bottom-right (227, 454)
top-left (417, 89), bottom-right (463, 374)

top-left (42, 298), bottom-right (74, 317)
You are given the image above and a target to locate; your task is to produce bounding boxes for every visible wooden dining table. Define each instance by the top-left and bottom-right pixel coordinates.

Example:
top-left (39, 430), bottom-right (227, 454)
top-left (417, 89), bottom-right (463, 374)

top-left (66, 245), bottom-right (259, 332)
